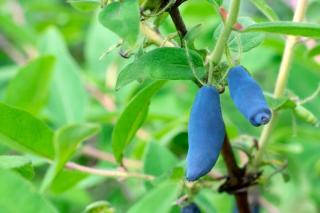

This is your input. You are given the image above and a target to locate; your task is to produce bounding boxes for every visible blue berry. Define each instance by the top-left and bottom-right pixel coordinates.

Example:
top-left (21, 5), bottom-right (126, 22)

top-left (227, 66), bottom-right (271, 127)
top-left (182, 203), bottom-right (201, 213)
top-left (186, 86), bottom-right (225, 181)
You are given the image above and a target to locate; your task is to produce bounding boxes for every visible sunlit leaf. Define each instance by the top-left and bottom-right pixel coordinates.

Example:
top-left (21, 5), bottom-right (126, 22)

top-left (243, 22), bottom-right (320, 38)
top-left (0, 169), bottom-right (58, 213)
top-left (0, 155), bottom-right (34, 179)
top-left (39, 27), bottom-right (88, 126)
top-left (143, 141), bottom-right (178, 177)
top-left (42, 123), bottom-right (100, 191)
top-left (249, 0), bottom-right (279, 21)
top-left (68, 0), bottom-right (100, 12)
top-left (0, 103), bottom-right (54, 158)
top-left (116, 47), bottom-right (205, 90)
top-left (99, 0), bottom-right (140, 46)
top-left (128, 180), bottom-right (181, 213)
top-left (5, 56), bottom-right (55, 114)
top-left (112, 81), bottom-right (165, 163)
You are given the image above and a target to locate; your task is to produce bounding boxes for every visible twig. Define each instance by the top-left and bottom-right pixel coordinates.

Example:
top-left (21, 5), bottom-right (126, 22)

top-left (221, 135), bottom-right (251, 213)
top-left (85, 83), bottom-right (116, 112)
top-left (8, 0), bottom-right (25, 25)
top-left (82, 145), bottom-right (142, 169)
top-left (255, 0), bottom-right (309, 166)
top-left (0, 34), bottom-right (27, 65)
top-left (65, 162), bottom-right (154, 181)
top-left (140, 22), bottom-right (176, 47)
top-left (300, 83), bottom-right (320, 104)
top-left (168, 6), bottom-right (187, 40)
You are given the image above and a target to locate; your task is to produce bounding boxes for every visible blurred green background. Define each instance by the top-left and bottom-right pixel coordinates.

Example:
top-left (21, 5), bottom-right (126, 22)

top-left (0, 0), bottom-right (320, 212)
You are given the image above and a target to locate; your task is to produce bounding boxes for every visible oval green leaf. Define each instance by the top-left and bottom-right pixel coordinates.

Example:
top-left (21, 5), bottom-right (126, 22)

top-left (249, 0), bottom-right (279, 21)
top-left (112, 81), bottom-right (165, 163)
top-left (99, 0), bottom-right (140, 46)
top-left (0, 155), bottom-right (34, 179)
top-left (0, 103), bottom-right (54, 159)
top-left (0, 169), bottom-right (58, 213)
top-left (67, 0), bottom-right (100, 12)
top-left (5, 56), bottom-right (55, 114)
top-left (243, 21), bottom-right (320, 38)
top-left (116, 47), bottom-right (205, 90)
top-left (128, 180), bottom-right (181, 213)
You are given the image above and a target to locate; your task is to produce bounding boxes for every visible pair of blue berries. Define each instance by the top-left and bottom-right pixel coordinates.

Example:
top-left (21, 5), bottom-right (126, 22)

top-left (186, 65), bottom-right (272, 181)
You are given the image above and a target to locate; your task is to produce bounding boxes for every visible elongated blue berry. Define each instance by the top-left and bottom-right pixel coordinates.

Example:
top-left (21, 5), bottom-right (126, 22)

top-left (187, 86), bottom-right (225, 181)
top-left (227, 66), bottom-right (271, 127)
top-left (182, 203), bottom-right (201, 213)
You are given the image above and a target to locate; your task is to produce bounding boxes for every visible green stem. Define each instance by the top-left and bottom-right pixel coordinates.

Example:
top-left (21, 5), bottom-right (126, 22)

top-left (254, 0), bottom-right (309, 166)
top-left (207, 0), bottom-right (241, 84)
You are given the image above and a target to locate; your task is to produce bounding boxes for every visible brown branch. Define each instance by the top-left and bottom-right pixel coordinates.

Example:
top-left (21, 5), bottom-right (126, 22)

top-left (141, 22), bottom-right (176, 47)
top-left (168, 6), bottom-right (187, 45)
top-left (221, 135), bottom-right (251, 213)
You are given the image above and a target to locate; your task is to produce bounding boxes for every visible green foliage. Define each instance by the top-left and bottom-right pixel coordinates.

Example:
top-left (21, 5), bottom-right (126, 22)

top-left (112, 81), bottom-right (165, 163)
top-left (249, 0), bottom-right (279, 21)
top-left (39, 27), bottom-right (88, 126)
top-left (67, 0), bottom-right (100, 12)
top-left (307, 44), bottom-right (320, 58)
top-left (128, 180), bottom-right (182, 213)
top-left (5, 56), bottom-right (55, 114)
top-left (54, 123), bottom-right (100, 172)
top-left (0, 103), bottom-right (54, 158)
top-left (0, 155), bottom-right (34, 179)
top-left (0, 169), bottom-right (58, 213)
top-left (116, 47), bottom-right (205, 89)
top-left (214, 17), bottom-right (264, 52)
top-left (143, 141), bottom-right (178, 176)
top-left (0, 0), bottom-right (320, 212)
top-left (99, 0), bottom-right (140, 46)
top-left (244, 21), bottom-right (320, 37)
top-left (42, 123), bottom-right (100, 191)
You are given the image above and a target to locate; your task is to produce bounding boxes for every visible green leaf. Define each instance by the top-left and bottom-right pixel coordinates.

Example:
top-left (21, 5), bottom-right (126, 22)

top-left (0, 102), bottom-right (54, 158)
top-left (42, 123), bottom-right (100, 191)
top-left (0, 155), bottom-right (34, 179)
top-left (84, 201), bottom-right (115, 213)
top-left (67, 0), bottom-right (100, 12)
top-left (249, 0), bottom-right (279, 21)
top-left (243, 22), bottom-right (320, 38)
top-left (50, 169), bottom-right (88, 194)
top-left (39, 27), bottom-right (88, 126)
top-left (307, 44), bottom-right (320, 58)
top-left (5, 56), bottom-right (55, 114)
top-left (214, 17), bottom-right (264, 52)
top-left (99, 0), bottom-right (140, 46)
top-left (128, 180), bottom-right (181, 213)
top-left (54, 123), bottom-right (100, 171)
top-left (143, 141), bottom-right (178, 177)
top-left (112, 81), bottom-right (165, 163)
top-left (85, 15), bottom-right (119, 79)
top-left (116, 47), bottom-right (205, 90)
top-left (0, 14), bottom-right (36, 47)
top-left (0, 169), bottom-right (58, 213)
